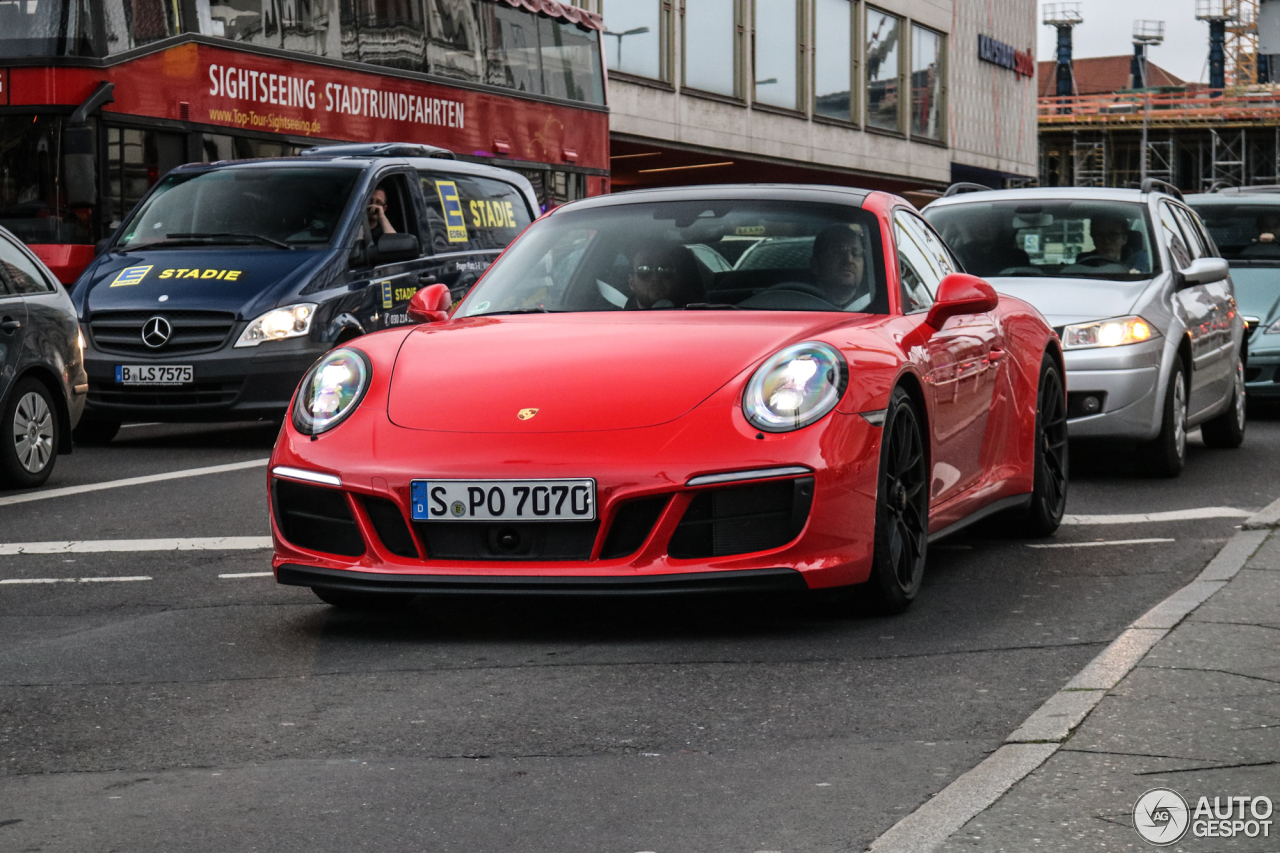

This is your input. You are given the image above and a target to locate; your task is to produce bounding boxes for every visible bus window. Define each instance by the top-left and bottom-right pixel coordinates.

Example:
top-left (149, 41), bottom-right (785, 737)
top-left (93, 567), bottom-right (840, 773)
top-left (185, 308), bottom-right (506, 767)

top-left (0, 115), bottom-right (94, 246)
top-left (419, 173), bottom-right (533, 253)
top-left (427, 0), bottom-right (483, 83)
top-left (104, 127), bottom-right (185, 231)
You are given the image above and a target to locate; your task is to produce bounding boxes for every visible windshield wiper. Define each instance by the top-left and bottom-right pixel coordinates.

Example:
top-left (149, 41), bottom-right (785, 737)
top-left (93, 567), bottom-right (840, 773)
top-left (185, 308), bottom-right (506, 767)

top-left (167, 232), bottom-right (294, 249)
top-left (683, 302), bottom-right (742, 310)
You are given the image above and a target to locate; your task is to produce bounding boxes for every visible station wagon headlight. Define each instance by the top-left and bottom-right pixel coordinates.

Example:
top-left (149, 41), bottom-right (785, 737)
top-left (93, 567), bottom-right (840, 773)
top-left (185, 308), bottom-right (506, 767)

top-left (292, 348), bottom-right (370, 435)
top-left (743, 342), bottom-right (848, 433)
top-left (235, 303), bottom-right (317, 347)
top-left (1061, 316), bottom-right (1158, 349)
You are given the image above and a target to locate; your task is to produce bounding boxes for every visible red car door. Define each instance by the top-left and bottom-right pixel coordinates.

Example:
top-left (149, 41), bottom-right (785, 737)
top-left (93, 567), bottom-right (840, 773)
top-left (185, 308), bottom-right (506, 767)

top-left (894, 210), bottom-right (1002, 504)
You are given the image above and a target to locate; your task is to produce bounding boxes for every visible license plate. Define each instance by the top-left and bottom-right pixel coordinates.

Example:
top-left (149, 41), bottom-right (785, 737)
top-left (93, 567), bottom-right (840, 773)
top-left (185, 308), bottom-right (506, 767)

top-left (410, 479), bottom-right (596, 522)
top-left (116, 365), bottom-right (193, 385)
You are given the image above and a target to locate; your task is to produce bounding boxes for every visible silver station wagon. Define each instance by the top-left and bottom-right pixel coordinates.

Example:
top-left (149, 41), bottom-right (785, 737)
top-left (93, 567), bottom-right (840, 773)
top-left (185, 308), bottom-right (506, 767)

top-left (925, 182), bottom-right (1245, 477)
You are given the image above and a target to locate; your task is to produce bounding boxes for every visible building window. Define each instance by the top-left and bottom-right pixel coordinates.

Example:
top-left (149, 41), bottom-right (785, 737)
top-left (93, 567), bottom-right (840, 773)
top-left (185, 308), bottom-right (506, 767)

top-left (865, 7), bottom-right (901, 132)
top-left (601, 0), bottom-right (665, 81)
top-left (754, 0), bottom-right (799, 110)
top-left (683, 0), bottom-right (738, 97)
top-left (813, 0), bottom-right (853, 121)
top-left (911, 25), bottom-right (943, 141)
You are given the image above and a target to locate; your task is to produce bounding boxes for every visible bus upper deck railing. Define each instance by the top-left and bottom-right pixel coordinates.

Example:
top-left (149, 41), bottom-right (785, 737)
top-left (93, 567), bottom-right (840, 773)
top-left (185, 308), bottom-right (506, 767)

top-left (1039, 88), bottom-right (1280, 127)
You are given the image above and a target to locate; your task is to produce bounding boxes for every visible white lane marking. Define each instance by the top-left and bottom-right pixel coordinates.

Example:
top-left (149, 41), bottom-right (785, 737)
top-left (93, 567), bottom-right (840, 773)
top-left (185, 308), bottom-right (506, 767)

top-left (0, 458), bottom-right (268, 508)
top-left (1061, 506), bottom-right (1251, 525)
top-left (0, 537), bottom-right (273, 555)
top-left (1027, 538), bottom-right (1175, 549)
top-left (219, 572), bottom-right (273, 578)
top-left (0, 576), bottom-right (152, 584)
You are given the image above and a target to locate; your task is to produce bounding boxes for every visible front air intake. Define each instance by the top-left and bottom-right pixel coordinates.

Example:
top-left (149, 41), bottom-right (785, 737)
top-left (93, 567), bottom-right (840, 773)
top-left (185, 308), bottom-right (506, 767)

top-left (362, 496), bottom-right (420, 558)
top-left (272, 479), bottom-right (365, 557)
top-left (668, 477), bottom-right (814, 559)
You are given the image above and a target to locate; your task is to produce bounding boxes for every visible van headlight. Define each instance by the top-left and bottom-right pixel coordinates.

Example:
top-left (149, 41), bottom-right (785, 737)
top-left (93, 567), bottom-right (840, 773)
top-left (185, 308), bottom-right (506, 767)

top-left (743, 342), bottom-right (848, 432)
top-left (235, 303), bottom-right (316, 347)
top-left (1062, 316), bottom-right (1158, 349)
top-left (292, 348), bottom-right (370, 435)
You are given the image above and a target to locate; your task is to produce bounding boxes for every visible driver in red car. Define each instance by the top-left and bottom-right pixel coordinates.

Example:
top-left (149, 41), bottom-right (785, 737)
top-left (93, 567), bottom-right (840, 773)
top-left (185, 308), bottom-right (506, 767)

top-left (811, 224), bottom-right (873, 309)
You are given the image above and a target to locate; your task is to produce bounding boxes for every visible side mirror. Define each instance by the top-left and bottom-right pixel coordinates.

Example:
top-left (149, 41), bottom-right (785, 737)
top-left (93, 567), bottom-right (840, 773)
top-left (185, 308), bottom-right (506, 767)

top-left (926, 273), bottom-right (999, 328)
top-left (407, 283), bottom-right (452, 324)
top-left (1177, 256), bottom-right (1229, 288)
top-left (372, 232), bottom-right (421, 266)
top-left (94, 238), bottom-right (110, 256)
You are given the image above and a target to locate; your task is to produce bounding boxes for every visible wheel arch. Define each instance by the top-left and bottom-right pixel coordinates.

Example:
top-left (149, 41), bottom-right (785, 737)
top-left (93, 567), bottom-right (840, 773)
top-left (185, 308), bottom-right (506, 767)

top-left (893, 369), bottom-right (930, 470)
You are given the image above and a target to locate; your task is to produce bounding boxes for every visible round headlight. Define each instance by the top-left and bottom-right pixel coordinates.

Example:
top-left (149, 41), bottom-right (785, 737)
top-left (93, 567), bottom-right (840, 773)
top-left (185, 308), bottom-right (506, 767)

top-left (743, 342), bottom-right (848, 433)
top-left (292, 348), bottom-right (370, 435)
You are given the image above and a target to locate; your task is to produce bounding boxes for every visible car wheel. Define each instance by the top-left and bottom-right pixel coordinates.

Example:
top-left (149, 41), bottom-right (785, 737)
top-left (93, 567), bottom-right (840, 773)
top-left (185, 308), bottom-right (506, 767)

top-left (1200, 354), bottom-right (1246, 449)
top-left (1137, 362), bottom-right (1188, 478)
top-left (311, 586), bottom-right (411, 610)
top-left (864, 387), bottom-right (929, 614)
top-left (1025, 354), bottom-right (1069, 537)
top-left (0, 378), bottom-right (59, 489)
top-left (72, 415), bottom-right (121, 445)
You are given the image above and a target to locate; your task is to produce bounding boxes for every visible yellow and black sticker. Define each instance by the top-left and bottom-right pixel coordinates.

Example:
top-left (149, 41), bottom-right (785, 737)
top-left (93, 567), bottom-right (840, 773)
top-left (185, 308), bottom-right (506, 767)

top-left (469, 199), bottom-right (517, 229)
top-left (435, 181), bottom-right (469, 243)
top-left (109, 265), bottom-right (153, 287)
top-left (157, 268), bottom-right (243, 280)
top-left (393, 285), bottom-right (420, 302)
top-left (380, 279), bottom-right (393, 309)
top-left (735, 225), bottom-right (767, 236)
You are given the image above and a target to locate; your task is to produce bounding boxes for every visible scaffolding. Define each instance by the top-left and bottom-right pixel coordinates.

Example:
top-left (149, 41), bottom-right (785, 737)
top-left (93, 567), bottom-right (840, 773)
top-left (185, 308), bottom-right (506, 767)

top-left (1072, 135), bottom-right (1107, 187)
top-left (1211, 128), bottom-right (1248, 187)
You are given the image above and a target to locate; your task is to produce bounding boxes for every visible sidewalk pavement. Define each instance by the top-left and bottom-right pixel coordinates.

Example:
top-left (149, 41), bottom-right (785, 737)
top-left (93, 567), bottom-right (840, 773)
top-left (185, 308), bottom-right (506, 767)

top-left (930, 529), bottom-right (1280, 852)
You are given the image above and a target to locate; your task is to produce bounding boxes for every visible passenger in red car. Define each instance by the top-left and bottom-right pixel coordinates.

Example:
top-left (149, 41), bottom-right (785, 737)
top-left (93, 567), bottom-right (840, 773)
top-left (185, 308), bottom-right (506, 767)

top-left (811, 224), bottom-right (872, 309)
top-left (628, 244), bottom-right (705, 308)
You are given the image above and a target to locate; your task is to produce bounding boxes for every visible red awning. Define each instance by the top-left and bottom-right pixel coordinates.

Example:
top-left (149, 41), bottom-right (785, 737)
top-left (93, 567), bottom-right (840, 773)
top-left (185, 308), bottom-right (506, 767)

top-left (493, 0), bottom-right (604, 31)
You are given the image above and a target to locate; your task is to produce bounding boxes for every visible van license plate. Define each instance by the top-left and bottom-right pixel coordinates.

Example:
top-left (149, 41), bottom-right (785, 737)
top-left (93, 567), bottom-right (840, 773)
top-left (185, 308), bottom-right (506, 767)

top-left (116, 365), bottom-right (194, 385)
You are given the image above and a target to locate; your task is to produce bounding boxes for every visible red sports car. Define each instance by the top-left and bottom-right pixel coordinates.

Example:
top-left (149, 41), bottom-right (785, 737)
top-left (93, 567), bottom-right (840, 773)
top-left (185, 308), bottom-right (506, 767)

top-left (268, 186), bottom-right (1066, 613)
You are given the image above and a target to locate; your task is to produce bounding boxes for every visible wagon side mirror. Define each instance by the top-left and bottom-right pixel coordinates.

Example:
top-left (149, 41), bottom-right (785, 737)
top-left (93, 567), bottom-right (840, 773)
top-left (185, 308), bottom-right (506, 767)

top-left (1177, 256), bottom-right (1228, 289)
top-left (407, 283), bottom-right (452, 324)
top-left (926, 273), bottom-right (999, 328)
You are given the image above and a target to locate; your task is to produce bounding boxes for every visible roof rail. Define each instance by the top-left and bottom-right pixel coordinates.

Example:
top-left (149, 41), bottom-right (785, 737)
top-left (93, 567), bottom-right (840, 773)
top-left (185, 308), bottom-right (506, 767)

top-left (298, 142), bottom-right (456, 160)
top-left (1140, 178), bottom-right (1183, 201)
top-left (1207, 180), bottom-right (1235, 193)
top-left (942, 182), bottom-right (994, 197)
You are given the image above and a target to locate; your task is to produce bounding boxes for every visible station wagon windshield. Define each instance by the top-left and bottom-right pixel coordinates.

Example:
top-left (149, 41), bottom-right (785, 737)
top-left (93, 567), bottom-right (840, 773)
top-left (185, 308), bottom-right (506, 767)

top-left (461, 200), bottom-right (888, 315)
top-left (114, 167), bottom-right (361, 250)
top-left (926, 200), bottom-right (1161, 281)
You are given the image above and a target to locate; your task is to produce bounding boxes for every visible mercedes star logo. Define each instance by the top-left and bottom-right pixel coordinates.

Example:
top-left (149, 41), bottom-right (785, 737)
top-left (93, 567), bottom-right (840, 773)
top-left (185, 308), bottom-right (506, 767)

top-left (141, 316), bottom-right (172, 349)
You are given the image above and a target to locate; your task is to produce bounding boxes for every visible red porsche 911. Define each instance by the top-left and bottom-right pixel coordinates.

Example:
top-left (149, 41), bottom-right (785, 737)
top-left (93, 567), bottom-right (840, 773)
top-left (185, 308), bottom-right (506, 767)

top-left (268, 186), bottom-right (1067, 613)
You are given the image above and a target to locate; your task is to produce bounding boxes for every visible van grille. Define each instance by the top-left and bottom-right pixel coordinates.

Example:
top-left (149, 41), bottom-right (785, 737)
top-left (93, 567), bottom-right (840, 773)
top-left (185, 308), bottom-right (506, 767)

top-left (89, 310), bottom-right (237, 355)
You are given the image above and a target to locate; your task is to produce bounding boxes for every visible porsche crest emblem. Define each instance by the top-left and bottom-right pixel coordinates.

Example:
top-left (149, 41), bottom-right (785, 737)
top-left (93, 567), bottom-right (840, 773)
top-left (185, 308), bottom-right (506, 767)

top-left (517, 408), bottom-right (539, 420)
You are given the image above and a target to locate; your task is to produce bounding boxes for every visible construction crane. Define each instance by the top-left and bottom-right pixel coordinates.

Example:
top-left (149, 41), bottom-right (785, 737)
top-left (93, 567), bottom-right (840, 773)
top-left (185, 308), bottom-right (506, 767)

top-left (1198, 0), bottom-right (1260, 88)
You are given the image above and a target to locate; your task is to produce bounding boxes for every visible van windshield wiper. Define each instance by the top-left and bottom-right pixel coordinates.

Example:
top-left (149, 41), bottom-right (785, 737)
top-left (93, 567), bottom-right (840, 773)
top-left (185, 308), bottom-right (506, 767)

top-left (120, 232), bottom-right (292, 251)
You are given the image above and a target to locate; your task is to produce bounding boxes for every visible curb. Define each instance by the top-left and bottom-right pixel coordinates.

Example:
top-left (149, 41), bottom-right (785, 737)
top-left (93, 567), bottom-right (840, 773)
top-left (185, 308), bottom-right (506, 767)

top-left (865, 498), bottom-right (1280, 853)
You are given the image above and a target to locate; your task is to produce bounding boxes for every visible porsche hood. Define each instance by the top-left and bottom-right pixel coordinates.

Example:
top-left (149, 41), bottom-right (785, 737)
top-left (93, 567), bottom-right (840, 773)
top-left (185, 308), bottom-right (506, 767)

top-left (387, 314), bottom-right (840, 432)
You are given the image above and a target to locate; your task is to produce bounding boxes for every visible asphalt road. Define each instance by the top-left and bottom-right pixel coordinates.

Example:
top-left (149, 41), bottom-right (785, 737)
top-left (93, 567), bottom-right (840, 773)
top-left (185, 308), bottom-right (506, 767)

top-left (2, 413), bottom-right (1279, 853)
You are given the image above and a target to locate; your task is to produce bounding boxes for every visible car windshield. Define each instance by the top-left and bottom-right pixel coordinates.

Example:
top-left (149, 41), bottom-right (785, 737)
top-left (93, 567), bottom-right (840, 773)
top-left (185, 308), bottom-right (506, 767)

top-left (114, 166), bottom-right (361, 249)
top-left (925, 200), bottom-right (1160, 281)
top-left (458, 199), bottom-right (888, 315)
top-left (1190, 203), bottom-right (1280, 261)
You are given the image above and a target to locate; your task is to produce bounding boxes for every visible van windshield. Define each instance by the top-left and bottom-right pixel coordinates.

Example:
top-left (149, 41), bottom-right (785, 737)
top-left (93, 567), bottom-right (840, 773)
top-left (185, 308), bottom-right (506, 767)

top-left (115, 166), bottom-right (361, 250)
top-left (925, 200), bottom-right (1161, 281)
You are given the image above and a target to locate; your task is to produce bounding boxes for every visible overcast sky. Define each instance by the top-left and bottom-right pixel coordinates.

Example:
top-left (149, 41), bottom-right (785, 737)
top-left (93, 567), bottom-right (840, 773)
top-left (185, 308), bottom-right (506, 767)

top-left (1035, 0), bottom-right (1212, 84)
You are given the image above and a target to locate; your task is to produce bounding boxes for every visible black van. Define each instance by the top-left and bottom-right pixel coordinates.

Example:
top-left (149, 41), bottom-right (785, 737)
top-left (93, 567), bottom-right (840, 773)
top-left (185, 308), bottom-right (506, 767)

top-left (69, 143), bottom-right (538, 443)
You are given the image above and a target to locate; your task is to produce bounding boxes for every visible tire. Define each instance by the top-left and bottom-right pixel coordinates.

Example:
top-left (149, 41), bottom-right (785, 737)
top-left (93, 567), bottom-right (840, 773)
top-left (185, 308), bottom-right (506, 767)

top-left (1201, 354), bottom-right (1247, 449)
top-left (863, 387), bottom-right (929, 614)
top-left (72, 415), bottom-right (121, 445)
top-left (311, 587), bottom-right (411, 610)
top-left (1137, 362), bottom-right (1188, 478)
top-left (0, 378), bottom-right (59, 489)
top-left (1026, 355), bottom-right (1069, 536)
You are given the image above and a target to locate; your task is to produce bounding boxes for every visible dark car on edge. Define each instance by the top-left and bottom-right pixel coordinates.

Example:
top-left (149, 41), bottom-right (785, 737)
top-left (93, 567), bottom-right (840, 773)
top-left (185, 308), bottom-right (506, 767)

top-left (69, 143), bottom-right (538, 443)
top-left (0, 226), bottom-right (86, 487)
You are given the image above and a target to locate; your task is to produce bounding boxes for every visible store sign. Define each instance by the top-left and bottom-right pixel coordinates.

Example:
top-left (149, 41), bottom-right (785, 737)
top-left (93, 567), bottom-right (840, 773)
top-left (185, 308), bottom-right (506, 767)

top-left (978, 34), bottom-right (1034, 79)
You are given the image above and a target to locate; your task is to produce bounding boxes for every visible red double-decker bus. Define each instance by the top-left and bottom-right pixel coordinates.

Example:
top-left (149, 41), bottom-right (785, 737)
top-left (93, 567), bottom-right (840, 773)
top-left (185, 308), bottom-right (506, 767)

top-left (0, 0), bottom-right (610, 283)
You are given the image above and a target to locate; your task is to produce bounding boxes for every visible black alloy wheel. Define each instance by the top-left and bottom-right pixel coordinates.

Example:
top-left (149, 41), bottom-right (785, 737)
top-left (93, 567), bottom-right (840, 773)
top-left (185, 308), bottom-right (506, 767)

top-left (1026, 355), bottom-right (1069, 536)
top-left (865, 387), bottom-right (929, 614)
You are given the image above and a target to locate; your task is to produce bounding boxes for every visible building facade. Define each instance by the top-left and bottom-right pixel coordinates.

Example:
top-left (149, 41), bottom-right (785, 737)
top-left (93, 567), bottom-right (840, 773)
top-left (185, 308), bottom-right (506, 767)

top-left (579, 0), bottom-right (1038, 195)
